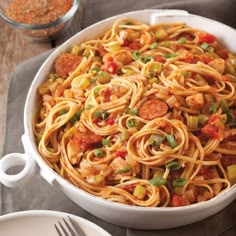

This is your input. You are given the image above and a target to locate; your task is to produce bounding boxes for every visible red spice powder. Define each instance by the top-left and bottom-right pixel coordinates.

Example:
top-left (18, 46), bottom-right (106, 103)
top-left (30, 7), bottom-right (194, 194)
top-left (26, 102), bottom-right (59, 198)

top-left (6, 0), bottom-right (73, 25)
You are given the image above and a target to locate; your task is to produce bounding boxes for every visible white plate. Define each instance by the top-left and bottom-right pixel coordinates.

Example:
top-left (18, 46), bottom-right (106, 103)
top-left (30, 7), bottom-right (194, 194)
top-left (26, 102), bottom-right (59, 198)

top-left (0, 210), bottom-right (112, 236)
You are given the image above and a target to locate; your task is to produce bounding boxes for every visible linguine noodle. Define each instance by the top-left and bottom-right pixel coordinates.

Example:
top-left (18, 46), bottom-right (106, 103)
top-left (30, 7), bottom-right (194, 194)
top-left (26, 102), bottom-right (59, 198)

top-left (34, 18), bottom-right (236, 207)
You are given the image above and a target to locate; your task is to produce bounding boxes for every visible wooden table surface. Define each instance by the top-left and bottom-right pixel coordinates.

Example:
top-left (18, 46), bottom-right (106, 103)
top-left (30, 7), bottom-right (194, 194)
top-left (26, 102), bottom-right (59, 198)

top-left (0, 4), bottom-right (85, 157)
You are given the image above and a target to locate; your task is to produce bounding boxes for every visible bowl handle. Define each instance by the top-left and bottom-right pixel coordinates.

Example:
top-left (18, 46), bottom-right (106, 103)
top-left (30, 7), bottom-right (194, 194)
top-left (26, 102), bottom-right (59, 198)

top-left (0, 135), bottom-right (37, 188)
top-left (150, 9), bottom-right (189, 25)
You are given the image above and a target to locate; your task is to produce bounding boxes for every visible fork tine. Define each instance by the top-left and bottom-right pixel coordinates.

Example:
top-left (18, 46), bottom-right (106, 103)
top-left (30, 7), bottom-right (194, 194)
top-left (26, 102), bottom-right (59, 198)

top-left (59, 220), bottom-right (71, 236)
top-left (54, 223), bottom-right (64, 236)
top-left (54, 215), bottom-right (86, 236)
top-left (62, 217), bottom-right (77, 236)
top-left (67, 216), bottom-right (86, 236)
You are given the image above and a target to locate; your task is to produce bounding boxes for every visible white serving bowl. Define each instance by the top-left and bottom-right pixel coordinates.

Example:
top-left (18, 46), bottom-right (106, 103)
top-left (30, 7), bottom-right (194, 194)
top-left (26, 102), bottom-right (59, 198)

top-left (0, 9), bottom-right (236, 230)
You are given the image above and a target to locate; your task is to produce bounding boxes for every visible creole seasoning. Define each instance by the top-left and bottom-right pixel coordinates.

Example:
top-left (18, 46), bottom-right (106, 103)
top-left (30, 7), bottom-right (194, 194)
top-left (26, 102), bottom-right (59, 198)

top-left (6, 0), bottom-right (73, 25)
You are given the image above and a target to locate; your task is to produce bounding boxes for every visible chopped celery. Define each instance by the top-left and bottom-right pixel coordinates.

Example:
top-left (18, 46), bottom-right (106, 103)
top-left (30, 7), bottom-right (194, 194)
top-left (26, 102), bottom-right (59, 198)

top-left (133, 185), bottom-right (146, 200)
top-left (155, 29), bottom-right (168, 40)
top-left (120, 130), bottom-right (129, 142)
top-left (187, 116), bottom-right (199, 129)
top-left (227, 164), bottom-right (236, 180)
top-left (198, 114), bottom-right (209, 126)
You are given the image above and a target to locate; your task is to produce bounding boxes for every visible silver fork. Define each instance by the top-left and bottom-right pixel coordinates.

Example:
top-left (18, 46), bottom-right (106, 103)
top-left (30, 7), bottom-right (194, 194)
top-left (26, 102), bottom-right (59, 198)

top-left (54, 216), bottom-right (86, 236)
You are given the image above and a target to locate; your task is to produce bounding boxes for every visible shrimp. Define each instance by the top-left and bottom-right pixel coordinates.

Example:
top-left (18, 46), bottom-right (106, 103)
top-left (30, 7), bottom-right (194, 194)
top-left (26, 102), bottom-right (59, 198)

top-left (186, 93), bottom-right (204, 110)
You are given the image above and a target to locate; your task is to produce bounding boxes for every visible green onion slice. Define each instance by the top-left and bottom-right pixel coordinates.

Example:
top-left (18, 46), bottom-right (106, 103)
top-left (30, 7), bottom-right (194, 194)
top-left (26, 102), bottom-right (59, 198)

top-left (163, 53), bottom-right (177, 59)
top-left (178, 37), bottom-right (186, 44)
top-left (94, 149), bottom-right (104, 157)
top-left (201, 42), bottom-right (209, 50)
top-left (150, 42), bottom-right (158, 49)
top-left (150, 176), bottom-right (167, 186)
top-left (129, 109), bottom-right (138, 116)
top-left (126, 119), bottom-right (136, 128)
top-left (102, 138), bottom-right (111, 146)
top-left (166, 134), bottom-right (178, 148)
top-left (172, 178), bottom-right (187, 187)
top-left (116, 165), bottom-right (131, 174)
top-left (210, 102), bottom-right (217, 114)
top-left (133, 51), bottom-right (140, 60)
top-left (166, 160), bottom-right (181, 170)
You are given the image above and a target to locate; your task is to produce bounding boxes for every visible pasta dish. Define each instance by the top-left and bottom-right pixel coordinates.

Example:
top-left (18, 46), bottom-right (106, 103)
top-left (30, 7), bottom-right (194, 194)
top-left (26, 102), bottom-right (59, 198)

top-left (34, 18), bottom-right (236, 207)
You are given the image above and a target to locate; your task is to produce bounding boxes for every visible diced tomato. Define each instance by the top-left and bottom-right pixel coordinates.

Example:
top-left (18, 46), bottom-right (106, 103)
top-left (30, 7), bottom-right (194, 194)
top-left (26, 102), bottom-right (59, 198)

top-left (208, 114), bottom-right (219, 124)
top-left (101, 88), bottom-right (111, 102)
top-left (199, 54), bottom-right (214, 64)
top-left (180, 54), bottom-right (196, 63)
top-left (171, 194), bottom-right (186, 207)
top-left (129, 40), bottom-right (142, 51)
top-left (197, 32), bottom-right (216, 44)
top-left (201, 123), bottom-right (219, 139)
top-left (114, 150), bottom-right (128, 159)
top-left (221, 76), bottom-right (231, 82)
top-left (216, 49), bottom-right (229, 59)
top-left (104, 117), bottom-right (115, 125)
top-left (201, 115), bottom-right (220, 139)
top-left (154, 55), bottom-right (166, 63)
top-left (102, 59), bottom-right (118, 74)
top-left (122, 183), bottom-right (137, 193)
top-left (122, 39), bottom-right (130, 47)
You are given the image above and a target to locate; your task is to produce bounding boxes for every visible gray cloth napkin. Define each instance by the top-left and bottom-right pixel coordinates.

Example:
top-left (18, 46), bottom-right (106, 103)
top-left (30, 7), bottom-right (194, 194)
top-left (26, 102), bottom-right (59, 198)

top-left (1, 0), bottom-right (236, 235)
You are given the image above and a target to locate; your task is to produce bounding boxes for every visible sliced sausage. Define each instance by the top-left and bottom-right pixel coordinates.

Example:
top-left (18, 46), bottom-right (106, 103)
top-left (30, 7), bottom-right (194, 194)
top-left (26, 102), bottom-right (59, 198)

top-left (138, 98), bottom-right (168, 120)
top-left (55, 53), bottom-right (82, 78)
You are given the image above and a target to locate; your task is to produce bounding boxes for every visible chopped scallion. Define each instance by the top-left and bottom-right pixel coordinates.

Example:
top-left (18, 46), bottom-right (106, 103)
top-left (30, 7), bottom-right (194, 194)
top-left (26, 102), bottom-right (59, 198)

top-left (101, 111), bottom-right (109, 120)
top-left (166, 134), bottom-right (178, 148)
top-left (102, 138), bottom-right (111, 146)
top-left (85, 104), bottom-right (93, 110)
top-left (201, 42), bottom-right (209, 50)
top-left (178, 37), bottom-right (186, 44)
top-left (210, 102), bottom-right (217, 114)
top-left (172, 178), bottom-right (187, 187)
top-left (58, 109), bottom-right (67, 116)
top-left (166, 160), bottom-right (181, 170)
top-left (129, 109), bottom-right (138, 116)
top-left (163, 53), bottom-right (177, 59)
top-left (116, 165), bottom-right (131, 174)
top-left (90, 77), bottom-right (97, 83)
top-left (133, 50), bottom-right (140, 60)
top-left (162, 41), bottom-right (170, 47)
top-left (150, 42), bottom-right (158, 49)
top-left (93, 87), bottom-right (101, 96)
top-left (94, 149), bottom-right (104, 157)
top-left (93, 110), bottom-right (102, 118)
top-left (149, 176), bottom-right (167, 186)
top-left (126, 119), bottom-right (136, 128)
